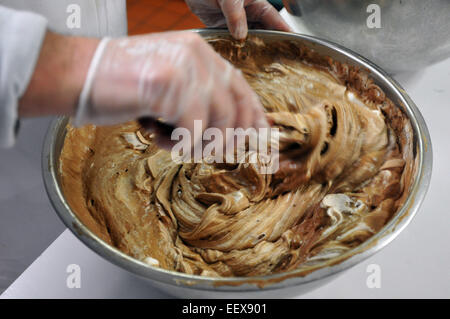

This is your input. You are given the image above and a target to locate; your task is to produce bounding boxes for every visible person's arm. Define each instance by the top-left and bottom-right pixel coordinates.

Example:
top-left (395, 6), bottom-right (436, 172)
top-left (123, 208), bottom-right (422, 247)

top-left (18, 32), bottom-right (99, 118)
top-left (2, 7), bottom-right (268, 150)
top-left (0, 6), bottom-right (47, 147)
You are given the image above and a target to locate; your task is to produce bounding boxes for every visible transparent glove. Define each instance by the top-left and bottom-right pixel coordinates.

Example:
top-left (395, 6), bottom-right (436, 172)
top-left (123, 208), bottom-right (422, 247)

top-left (185, 0), bottom-right (292, 39)
top-left (75, 31), bottom-right (269, 148)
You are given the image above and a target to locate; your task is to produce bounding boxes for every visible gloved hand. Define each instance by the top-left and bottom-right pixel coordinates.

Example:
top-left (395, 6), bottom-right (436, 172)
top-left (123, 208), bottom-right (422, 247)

top-left (75, 31), bottom-right (269, 148)
top-left (185, 0), bottom-right (291, 39)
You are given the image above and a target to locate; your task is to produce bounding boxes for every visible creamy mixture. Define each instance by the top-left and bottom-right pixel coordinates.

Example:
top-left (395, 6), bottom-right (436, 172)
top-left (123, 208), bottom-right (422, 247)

top-left (60, 36), bottom-right (416, 277)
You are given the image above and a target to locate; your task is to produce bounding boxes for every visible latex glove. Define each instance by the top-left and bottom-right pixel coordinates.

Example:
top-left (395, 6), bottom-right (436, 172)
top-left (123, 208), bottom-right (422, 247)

top-left (75, 31), bottom-right (269, 148)
top-left (185, 0), bottom-right (292, 39)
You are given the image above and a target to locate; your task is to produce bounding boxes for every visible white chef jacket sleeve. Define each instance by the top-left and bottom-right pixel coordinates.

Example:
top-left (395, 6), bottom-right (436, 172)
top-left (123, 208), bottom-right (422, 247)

top-left (0, 5), bottom-right (47, 148)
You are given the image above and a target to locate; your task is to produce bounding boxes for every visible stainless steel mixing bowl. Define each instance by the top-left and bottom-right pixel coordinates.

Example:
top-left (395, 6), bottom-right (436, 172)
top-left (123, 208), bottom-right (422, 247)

top-left (283, 0), bottom-right (450, 73)
top-left (42, 29), bottom-right (432, 298)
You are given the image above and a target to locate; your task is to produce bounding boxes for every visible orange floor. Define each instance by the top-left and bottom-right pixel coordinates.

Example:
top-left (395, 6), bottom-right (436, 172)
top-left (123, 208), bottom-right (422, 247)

top-left (127, 0), bottom-right (205, 35)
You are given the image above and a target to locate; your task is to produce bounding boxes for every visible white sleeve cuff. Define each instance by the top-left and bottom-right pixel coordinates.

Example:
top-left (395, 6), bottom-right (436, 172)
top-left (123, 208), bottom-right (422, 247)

top-left (0, 6), bottom-right (47, 148)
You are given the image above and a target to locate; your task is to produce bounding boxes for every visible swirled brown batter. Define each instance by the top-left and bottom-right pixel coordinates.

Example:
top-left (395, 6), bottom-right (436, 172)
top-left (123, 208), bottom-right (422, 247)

top-left (60, 36), bottom-right (417, 277)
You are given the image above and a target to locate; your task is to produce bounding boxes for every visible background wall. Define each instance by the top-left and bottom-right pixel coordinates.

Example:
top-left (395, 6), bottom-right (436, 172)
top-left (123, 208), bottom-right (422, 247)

top-left (127, 0), bottom-right (204, 35)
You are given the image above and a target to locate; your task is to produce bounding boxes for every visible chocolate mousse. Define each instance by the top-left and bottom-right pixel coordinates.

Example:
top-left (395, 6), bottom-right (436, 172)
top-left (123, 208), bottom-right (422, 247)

top-left (59, 36), bottom-right (417, 277)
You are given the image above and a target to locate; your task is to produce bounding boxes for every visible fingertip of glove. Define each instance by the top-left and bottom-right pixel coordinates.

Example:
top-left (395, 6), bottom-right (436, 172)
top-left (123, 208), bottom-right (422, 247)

top-left (233, 20), bottom-right (248, 40)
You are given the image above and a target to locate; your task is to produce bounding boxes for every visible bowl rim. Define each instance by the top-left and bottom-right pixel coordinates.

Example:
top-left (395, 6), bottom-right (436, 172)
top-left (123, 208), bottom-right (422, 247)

top-left (42, 29), bottom-right (433, 291)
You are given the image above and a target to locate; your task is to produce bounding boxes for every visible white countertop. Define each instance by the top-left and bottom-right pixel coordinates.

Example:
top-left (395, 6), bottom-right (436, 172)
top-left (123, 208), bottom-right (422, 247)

top-left (2, 18), bottom-right (450, 298)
